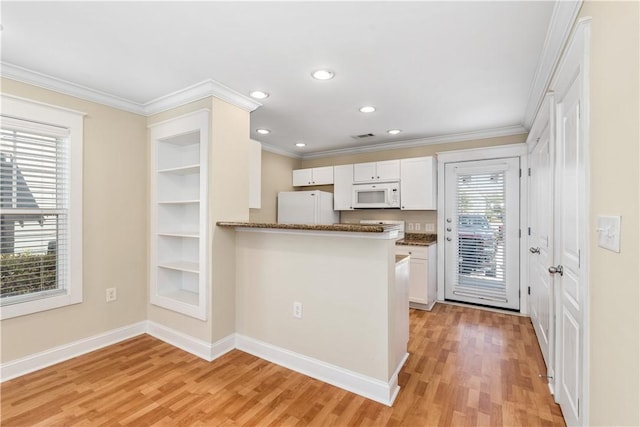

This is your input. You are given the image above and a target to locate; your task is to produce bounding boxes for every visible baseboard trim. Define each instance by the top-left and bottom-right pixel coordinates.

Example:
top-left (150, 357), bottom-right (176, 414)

top-left (235, 334), bottom-right (401, 406)
top-left (145, 321), bottom-right (235, 362)
top-left (0, 321), bottom-right (147, 382)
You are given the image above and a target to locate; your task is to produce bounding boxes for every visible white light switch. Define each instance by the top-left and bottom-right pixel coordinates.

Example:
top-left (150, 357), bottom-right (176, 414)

top-left (597, 215), bottom-right (621, 253)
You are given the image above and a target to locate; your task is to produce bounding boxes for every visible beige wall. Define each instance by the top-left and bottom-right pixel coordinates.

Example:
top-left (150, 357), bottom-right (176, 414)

top-left (578, 2), bottom-right (640, 425)
top-left (147, 97), bottom-right (251, 343)
top-left (235, 231), bottom-right (397, 381)
top-left (0, 78), bottom-right (148, 362)
top-left (249, 150), bottom-right (300, 223)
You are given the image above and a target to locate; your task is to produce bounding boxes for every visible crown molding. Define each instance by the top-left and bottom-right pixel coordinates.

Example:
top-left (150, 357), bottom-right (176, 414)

top-left (300, 125), bottom-right (527, 160)
top-left (522, 0), bottom-right (582, 129)
top-left (143, 79), bottom-right (261, 115)
top-left (259, 141), bottom-right (302, 159)
top-left (1, 62), bottom-right (146, 115)
top-left (1, 62), bottom-right (261, 116)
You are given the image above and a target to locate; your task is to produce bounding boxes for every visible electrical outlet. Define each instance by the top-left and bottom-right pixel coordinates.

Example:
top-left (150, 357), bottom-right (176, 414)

top-left (425, 223), bottom-right (435, 232)
top-left (415, 223), bottom-right (421, 231)
top-left (106, 287), bottom-right (117, 302)
top-left (293, 301), bottom-right (303, 319)
top-left (407, 223), bottom-right (414, 231)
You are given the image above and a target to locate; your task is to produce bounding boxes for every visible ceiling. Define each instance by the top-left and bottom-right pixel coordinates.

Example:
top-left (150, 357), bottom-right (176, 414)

top-left (1, 1), bottom-right (557, 156)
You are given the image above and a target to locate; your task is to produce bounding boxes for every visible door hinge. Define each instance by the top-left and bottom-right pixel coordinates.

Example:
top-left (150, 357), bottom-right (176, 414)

top-left (528, 167), bottom-right (531, 177)
top-left (578, 249), bottom-right (581, 268)
top-left (519, 229), bottom-right (522, 238)
top-left (528, 286), bottom-right (531, 295)
top-left (519, 168), bottom-right (522, 178)
top-left (528, 227), bottom-right (531, 236)
top-left (577, 398), bottom-right (580, 415)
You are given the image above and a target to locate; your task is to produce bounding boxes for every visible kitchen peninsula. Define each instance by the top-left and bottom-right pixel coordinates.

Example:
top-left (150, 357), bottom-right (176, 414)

top-left (217, 221), bottom-right (409, 406)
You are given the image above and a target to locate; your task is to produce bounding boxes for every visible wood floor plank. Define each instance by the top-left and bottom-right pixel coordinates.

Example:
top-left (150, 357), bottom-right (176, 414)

top-left (1, 303), bottom-right (565, 426)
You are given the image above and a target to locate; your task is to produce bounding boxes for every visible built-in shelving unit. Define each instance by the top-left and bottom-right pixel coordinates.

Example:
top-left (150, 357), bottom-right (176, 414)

top-left (149, 110), bottom-right (209, 320)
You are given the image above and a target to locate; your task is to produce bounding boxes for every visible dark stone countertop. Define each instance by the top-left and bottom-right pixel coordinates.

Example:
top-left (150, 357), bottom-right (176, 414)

top-left (216, 221), bottom-right (397, 233)
top-left (395, 233), bottom-right (438, 247)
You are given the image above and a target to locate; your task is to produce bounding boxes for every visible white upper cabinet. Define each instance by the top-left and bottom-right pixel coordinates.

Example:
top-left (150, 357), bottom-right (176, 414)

top-left (400, 156), bottom-right (437, 210)
top-left (292, 166), bottom-right (334, 186)
top-left (353, 160), bottom-right (400, 183)
top-left (333, 164), bottom-right (354, 210)
top-left (249, 139), bottom-right (261, 209)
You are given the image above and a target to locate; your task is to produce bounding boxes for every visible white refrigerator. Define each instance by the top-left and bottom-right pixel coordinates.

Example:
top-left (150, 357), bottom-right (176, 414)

top-left (277, 191), bottom-right (340, 224)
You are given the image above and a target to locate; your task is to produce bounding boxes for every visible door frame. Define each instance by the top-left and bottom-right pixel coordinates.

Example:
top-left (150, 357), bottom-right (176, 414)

top-left (437, 143), bottom-right (529, 313)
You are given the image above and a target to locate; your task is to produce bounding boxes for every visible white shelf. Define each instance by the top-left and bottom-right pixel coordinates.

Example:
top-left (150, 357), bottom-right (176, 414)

top-left (157, 199), bottom-right (200, 205)
top-left (150, 109), bottom-right (209, 321)
top-left (157, 231), bottom-right (199, 238)
top-left (158, 289), bottom-right (199, 306)
top-left (158, 261), bottom-right (199, 274)
top-left (158, 164), bottom-right (200, 175)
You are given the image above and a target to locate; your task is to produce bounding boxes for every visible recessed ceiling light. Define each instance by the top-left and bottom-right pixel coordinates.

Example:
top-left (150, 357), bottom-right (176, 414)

top-left (311, 69), bottom-right (335, 80)
top-left (359, 106), bottom-right (376, 113)
top-left (387, 129), bottom-right (402, 135)
top-left (249, 90), bottom-right (269, 100)
top-left (256, 128), bottom-right (270, 135)
top-left (295, 142), bottom-right (306, 147)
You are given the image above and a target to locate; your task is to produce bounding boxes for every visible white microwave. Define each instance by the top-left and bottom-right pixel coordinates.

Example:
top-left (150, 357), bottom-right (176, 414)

top-left (352, 182), bottom-right (400, 208)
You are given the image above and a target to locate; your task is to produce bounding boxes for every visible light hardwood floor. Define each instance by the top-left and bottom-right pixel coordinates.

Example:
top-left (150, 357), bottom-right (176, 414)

top-left (1, 304), bottom-right (565, 426)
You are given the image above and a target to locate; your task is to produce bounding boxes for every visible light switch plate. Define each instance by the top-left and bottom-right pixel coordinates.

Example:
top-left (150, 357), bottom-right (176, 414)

top-left (425, 223), bottom-right (435, 232)
top-left (597, 215), bottom-right (621, 252)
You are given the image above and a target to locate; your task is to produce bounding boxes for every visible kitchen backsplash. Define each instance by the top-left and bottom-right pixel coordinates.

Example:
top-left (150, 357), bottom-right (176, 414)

top-left (340, 209), bottom-right (437, 233)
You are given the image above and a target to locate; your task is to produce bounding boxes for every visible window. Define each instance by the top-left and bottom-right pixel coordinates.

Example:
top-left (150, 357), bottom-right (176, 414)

top-left (0, 95), bottom-right (83, 319)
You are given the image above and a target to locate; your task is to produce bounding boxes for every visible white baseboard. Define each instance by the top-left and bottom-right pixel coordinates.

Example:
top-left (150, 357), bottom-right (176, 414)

top-left (0, 321), bottom-right (147, 382)
top-left (146, 321), bottom-right (235, 362)
top-left (235, 334), bottom-right (402, 406)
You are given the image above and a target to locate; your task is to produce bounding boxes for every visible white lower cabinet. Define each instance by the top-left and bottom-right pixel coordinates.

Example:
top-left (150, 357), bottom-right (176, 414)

top-left (395, 244), bottom-right (437, 310)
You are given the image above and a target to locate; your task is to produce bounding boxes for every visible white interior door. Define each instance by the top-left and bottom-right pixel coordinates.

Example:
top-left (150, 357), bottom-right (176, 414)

top-left (444, 158), bottom-right (520, 310)
top-left (528, 120), bottom-right (555, 377)
top-left (554, 70), bottom-right (585, 427)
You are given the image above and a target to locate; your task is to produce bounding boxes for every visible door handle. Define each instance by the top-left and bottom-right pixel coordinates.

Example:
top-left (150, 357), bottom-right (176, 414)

top-left (548, 265), bottom-right (564, 276)
top-left (529, 247), bottom-right (541, 254)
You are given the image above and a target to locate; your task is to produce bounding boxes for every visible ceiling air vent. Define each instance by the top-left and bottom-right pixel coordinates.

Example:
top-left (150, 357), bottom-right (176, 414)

top-left (351, 133), bottom-right (375, 140)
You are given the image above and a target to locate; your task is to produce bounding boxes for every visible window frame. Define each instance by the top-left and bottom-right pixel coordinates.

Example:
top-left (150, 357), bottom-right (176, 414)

top-left (0, 95), bottom-right (84, 319)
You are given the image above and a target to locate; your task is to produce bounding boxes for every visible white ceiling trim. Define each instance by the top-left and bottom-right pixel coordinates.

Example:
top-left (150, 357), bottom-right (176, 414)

top-left (522, 0), bottom-right (582, 129)
top-left (143, 79), bottom-right (261, 115)
top-left (0, 62), bottom-right (262, 116)
top-left (1, 62), bottom-right (146, 115)
top-left (260, 141), bottom-right (302, 159)
top-left (300, 125), bottom-right (528, 160)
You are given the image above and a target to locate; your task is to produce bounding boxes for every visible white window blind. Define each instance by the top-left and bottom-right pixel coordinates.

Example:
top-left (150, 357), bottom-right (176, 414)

top-left (1, 120), bottom-right (70, 305)
top-left (454, 170), bottom-right (507, 302)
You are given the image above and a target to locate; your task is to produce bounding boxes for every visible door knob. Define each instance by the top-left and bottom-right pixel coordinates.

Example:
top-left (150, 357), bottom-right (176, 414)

top-left (529, 247), bottom-right (541, 254)
top-left (548, 265), bottom-right (564, 276)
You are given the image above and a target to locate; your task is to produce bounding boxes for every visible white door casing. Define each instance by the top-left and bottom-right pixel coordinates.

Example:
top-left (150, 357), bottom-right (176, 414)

top-left (551, 19), bottom-right (590, 427)
top-left (527, 95), bottom-right (555, 383)
top-left (443, 157), bottom-right (521, 311)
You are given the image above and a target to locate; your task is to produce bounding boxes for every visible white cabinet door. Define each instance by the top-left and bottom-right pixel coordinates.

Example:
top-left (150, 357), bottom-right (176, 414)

top-left (293, 167), bottom-right (334, 186)
top-left (312, 166), bottom-right (334, 185)
top-left (334, 164), bottom-right (354, 210)
top-left (395, 245), bottom-right (433, 307)
top-left (376, 160), bottom-right (400, 181)
top-left (353, 162), bottom-right (377, 182)
top-left (400, 156), bottom-right (436, 210)
top-left (353, 160), bottom-right (400, 183)
top-left (292, 169), bottom-right (313, 186)
top-left (249, 139), bottom-right (261, 209)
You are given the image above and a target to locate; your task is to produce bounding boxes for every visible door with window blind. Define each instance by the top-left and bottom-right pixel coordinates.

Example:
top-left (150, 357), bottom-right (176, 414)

top-left (444, 158), bottom-right (520, 310)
